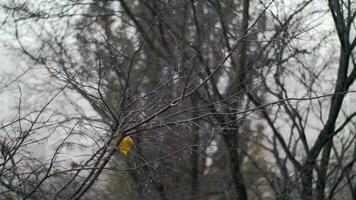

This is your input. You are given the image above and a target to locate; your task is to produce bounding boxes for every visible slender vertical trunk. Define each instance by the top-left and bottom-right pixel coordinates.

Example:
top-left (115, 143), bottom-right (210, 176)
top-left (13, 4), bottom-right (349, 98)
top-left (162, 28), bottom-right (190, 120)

top-left (190, 94), bottom-right (200, 199)
top-left (190, 123), bottom-right (200, 199)
top-left (300, 165), bottom-right (314, 200)
top-left (305, 45), bottom-right (352, 200)
top-left (223, 129), bottom-right (248, 200)
top-left (222, 1), bottom-right (250, 199)
top-left (316, 140), bottom-right (332, 200)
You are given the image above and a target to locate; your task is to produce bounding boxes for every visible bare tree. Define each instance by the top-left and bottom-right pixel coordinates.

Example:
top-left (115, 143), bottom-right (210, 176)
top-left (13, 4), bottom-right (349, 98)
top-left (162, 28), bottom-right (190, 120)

top-left (0, 0), bottom-right (355, 200)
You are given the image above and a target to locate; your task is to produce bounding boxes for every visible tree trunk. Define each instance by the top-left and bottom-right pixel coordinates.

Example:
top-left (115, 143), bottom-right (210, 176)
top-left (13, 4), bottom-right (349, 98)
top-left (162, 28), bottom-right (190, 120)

top-left (223, 129), bottom-right (248, 200)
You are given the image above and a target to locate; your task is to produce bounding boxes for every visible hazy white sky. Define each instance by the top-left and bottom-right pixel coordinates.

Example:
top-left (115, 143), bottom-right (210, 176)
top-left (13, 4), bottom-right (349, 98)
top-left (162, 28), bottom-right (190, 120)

top-left (0, 47), bottom-right (17, 116)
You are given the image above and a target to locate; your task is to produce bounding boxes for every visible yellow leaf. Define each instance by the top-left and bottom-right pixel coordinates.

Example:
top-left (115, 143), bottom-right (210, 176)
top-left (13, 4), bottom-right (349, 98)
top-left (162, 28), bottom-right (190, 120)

top-left (119, 136), bottom-right (134, 155)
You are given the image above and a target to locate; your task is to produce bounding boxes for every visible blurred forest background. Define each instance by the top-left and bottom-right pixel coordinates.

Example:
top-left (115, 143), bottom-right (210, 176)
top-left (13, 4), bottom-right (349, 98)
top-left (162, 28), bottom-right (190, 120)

top-left (0, 0), bottom-right (356, 199)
